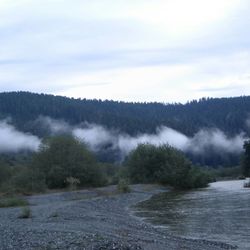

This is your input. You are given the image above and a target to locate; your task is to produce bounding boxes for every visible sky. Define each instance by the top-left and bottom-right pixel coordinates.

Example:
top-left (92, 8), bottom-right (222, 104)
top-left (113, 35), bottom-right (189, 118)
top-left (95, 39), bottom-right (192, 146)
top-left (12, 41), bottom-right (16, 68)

top-left (0, 0), bottom-right (250, 103)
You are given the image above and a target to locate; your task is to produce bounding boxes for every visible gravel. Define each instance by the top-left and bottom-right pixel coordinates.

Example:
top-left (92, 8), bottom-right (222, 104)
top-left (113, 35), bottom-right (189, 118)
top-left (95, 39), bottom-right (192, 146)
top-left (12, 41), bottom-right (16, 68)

top-left (0, 185), bottom-right (237, 250)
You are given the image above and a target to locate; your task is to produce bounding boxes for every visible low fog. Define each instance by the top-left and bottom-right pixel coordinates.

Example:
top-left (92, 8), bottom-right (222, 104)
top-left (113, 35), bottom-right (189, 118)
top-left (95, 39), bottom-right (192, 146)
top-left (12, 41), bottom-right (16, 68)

top-left (0, 116), bottom-right (247, 158)
top-left (40, 116), bottom-right (247, 159)
top-left (35, 116), bottom-right (72, 134)
top-left (0, 120), bottom-right (41, 153)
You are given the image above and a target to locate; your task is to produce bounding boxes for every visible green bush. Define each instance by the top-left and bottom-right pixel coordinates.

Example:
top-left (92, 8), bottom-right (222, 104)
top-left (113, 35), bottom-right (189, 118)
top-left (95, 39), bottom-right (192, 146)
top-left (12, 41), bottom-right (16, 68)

top-left (18, 206), bottom-right (32, 219)
top-left (0, 197), bottom-right (28, 208)
top-left (11, 166), bottom-right (47, 194)
top-left (185, 167), bottom-right (212, 189)
top-left (125, 144), bottom-right (210, 189)
top-left (32, 135), bottom-right (106, 189)
top-left (117, 179), bottom-right (131, 193)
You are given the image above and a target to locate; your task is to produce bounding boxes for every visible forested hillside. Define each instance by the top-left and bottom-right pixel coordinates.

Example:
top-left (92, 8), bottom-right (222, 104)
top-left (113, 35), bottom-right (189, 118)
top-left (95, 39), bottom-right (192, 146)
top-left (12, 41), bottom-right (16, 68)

top-left (0, 91), bottom-right (249, 167)
top-left (0, 91), bottom-right (250, 137)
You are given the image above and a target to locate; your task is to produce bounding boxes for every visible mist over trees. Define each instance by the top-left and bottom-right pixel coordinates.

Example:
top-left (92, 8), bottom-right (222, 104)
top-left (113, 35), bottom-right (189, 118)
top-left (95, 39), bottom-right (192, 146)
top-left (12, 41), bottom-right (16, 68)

top-left (0, 91), bottom-right (250, 167)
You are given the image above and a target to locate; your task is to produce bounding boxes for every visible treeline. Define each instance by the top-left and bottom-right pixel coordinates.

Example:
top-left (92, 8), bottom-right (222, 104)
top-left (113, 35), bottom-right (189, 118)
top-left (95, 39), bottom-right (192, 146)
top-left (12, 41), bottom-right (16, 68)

top-left (1, 91), bottom-right (250, 137)
top-left (0, 135), bottom-right (213, 194)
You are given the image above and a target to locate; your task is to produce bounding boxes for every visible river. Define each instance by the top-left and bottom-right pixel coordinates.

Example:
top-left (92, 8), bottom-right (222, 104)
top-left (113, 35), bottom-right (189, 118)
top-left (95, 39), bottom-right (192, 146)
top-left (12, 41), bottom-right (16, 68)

top-left (135, 180), bottom-right (250, 249)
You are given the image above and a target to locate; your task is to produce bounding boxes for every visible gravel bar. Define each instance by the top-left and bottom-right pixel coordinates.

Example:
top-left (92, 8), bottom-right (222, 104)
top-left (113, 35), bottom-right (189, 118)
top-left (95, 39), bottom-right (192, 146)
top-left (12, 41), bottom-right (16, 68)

top-left (0, 185), bottom-right (237, 250)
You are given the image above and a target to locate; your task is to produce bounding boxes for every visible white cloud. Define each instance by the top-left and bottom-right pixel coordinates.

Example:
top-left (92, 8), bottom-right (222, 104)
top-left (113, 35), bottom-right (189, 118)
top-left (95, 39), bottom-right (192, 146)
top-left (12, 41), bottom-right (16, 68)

top-left (117, 127), bottom-right (190, 156)
top-left (73, 124), bottom-right (114, 151)
top-left (35, 116), bottom-right (71, 134)
top-left (56, 64), bottom-right (195, 102)
top-left (186, 129), bottom-right (245, 154)
top-left (55, 50), bottom-right (250, 102)
top-left (116, 127), bottom-right (246, 157)
top-left (0, 120), bottom-right (41, 153)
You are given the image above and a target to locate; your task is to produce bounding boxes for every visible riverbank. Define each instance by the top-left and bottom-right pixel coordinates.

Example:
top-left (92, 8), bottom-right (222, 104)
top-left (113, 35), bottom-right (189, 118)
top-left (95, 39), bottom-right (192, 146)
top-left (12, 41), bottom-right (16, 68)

top-left (0, 184), bottom-right (237, 250)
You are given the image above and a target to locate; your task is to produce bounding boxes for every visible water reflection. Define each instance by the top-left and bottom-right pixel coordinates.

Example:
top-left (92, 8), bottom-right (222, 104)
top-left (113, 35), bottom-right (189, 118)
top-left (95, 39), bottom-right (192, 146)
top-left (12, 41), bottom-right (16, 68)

top-left (135, 180), bottom-right (250, 249)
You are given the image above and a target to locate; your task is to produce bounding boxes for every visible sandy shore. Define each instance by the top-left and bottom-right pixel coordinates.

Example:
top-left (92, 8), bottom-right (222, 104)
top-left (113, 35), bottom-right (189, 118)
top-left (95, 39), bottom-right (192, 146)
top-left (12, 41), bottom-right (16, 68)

top-left (0, 185), bottom-right (237, 249)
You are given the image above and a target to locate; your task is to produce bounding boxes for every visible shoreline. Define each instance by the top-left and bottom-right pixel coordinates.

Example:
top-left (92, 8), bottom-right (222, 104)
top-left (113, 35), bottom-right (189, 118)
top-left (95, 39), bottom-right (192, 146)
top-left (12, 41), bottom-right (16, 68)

top-left (0, 184), bottom-right (237, 249)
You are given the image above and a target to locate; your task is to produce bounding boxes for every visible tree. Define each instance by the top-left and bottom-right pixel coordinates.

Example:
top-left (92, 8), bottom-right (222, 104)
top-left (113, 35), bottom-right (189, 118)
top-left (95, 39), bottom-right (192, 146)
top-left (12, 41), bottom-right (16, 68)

top-left (242, 140), bottom-right (250, 177)
top-left (32, 135), bottom-right (105, 189)
top-left (125, 143), bottom-right (210, 189)
top-left (125, 144), bottom-right (192, 188)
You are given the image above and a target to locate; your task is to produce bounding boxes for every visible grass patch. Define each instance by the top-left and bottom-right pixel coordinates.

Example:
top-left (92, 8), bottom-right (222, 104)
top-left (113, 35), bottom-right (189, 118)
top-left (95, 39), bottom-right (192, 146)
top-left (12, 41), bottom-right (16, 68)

top-left (117, 179), bottom-right (131, 193)
top-left (18, 206), bottom-right (32, 219)
top-left (0, 197), bottom-right (29, 208)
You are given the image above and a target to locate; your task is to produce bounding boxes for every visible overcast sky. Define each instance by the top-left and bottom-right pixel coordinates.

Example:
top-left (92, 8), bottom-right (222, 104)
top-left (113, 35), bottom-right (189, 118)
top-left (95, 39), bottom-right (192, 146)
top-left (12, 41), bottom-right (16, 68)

top-left (1, 0), bottom-right (250, 103)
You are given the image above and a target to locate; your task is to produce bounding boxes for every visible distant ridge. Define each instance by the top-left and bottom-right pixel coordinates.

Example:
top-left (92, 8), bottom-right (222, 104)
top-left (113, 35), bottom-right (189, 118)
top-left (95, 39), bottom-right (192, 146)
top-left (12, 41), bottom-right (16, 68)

top-left (0, 91), bottom-right (250, 137)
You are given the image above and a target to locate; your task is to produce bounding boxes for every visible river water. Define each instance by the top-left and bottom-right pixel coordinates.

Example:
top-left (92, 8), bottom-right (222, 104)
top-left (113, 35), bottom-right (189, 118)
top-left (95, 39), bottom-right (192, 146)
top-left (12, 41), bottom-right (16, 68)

top-left (135, 180), bottom-right (250, 249)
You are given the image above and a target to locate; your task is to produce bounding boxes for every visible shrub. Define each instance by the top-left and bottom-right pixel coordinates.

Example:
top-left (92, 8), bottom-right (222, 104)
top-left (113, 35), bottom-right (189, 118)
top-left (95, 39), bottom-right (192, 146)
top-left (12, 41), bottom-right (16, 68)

top-left (0, 197), bottom-right (28, 208)
top-left (117, 179), bottom-right (131, 193)
top-left (11, 166), bottom-right (47, 194)
top-left (185, 167), bottom-right (212, 189)
top-left (125, 144), bottom-right (210, 189)
top-left (18, 206), bottom-right (32, 219)
top-left (125, 144), bottom-right (191, 186)
top-left (32, 135), bottom-right (106, 189)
